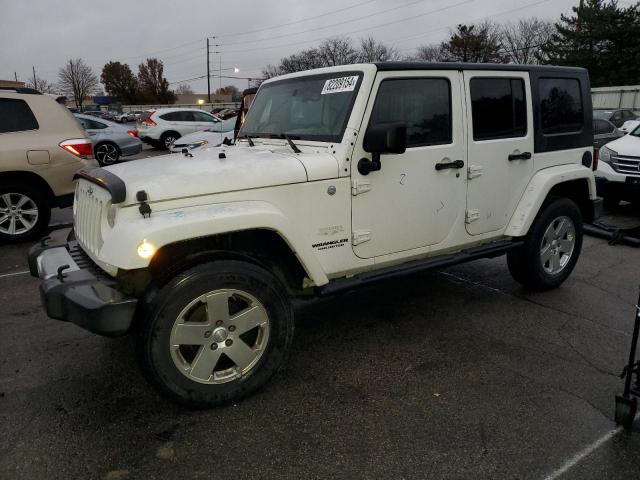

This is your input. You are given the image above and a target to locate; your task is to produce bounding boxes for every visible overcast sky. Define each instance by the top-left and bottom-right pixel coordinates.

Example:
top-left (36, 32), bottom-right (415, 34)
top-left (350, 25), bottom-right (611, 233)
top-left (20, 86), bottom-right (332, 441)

top-left (1, 0), bottom-right (591, 94)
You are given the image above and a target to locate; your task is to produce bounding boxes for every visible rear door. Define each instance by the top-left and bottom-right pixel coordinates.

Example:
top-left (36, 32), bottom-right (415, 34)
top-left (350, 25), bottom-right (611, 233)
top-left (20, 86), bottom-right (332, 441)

top-left (463, 71), bottom-right (534, 236)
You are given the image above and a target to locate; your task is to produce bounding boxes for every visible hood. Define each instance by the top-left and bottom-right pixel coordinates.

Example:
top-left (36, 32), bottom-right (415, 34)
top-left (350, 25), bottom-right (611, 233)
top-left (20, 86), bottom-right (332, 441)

top-left (104, 144), bottom-right (336, 205)
top-left (171, 130), bottom-right (235, 147)
top-left (605, 133), bottom-right (640, 156)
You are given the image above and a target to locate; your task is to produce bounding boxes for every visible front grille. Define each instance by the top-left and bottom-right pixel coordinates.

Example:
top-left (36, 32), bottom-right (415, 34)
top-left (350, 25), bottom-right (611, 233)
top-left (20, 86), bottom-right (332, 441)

top-left (611, 154), bottom-right (640, 176)
top-left (68, 242), bottom-right (112, 282)
top-left (74, 181), bottom-right (108, 254)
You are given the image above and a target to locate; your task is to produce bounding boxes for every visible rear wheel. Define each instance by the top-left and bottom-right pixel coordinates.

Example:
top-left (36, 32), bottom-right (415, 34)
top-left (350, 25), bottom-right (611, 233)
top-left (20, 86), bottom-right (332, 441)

top-left (160, 131), bottom-right (180, 150)
top-left (136, 260), bottom-right (294, 407)
top-left (95, 142), bottom-right (120, 166)
top-left (0, 183), bottom-right (50, 243)
top-left (507, 198), bottom-right (583, 291)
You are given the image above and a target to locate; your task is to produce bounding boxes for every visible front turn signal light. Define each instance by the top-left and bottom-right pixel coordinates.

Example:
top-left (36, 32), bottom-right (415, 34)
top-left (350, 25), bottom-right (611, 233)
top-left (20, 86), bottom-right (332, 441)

top-left (137, 240), bottom-right (156, 259)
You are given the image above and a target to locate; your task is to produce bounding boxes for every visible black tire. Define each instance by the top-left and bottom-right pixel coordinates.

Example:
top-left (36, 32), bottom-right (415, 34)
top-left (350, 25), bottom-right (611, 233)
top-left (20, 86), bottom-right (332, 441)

top-left (160, 131), bottom-right (180, 150)
top-left (0, 182), bottom-right (51, 243)
top-left (507, 197), bottom-right (583, 291)
top-left (135, 260), bottom-right (294, 407)
top-left (94, 142), bottom-right (121, 166)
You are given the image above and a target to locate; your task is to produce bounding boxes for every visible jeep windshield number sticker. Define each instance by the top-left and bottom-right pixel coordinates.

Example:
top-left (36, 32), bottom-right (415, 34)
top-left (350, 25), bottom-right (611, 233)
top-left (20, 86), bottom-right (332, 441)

top-left (321, 76), bottom-right (359, 95)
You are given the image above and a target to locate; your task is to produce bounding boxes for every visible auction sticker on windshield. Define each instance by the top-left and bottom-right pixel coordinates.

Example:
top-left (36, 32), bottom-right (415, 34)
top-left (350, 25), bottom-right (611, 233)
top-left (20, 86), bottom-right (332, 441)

top-left (321, 76), bottom-right (359, 94)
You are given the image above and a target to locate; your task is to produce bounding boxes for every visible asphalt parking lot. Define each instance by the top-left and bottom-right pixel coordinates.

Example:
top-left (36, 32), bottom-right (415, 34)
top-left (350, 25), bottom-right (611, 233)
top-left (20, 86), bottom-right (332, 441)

top-left (2, 208), bottom-right (640, 479)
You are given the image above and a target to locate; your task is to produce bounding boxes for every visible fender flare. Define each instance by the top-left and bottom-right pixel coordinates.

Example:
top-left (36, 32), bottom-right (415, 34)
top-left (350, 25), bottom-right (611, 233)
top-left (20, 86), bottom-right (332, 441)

top-left (99, 200), bottom-right (330, 286)
top-left (505, 165), bottom-right (597, 237)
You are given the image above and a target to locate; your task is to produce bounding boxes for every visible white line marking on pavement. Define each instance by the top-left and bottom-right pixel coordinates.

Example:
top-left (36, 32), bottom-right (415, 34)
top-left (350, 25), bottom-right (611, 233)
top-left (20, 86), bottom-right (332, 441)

top-left (0, 270), bottom-right (29, 279)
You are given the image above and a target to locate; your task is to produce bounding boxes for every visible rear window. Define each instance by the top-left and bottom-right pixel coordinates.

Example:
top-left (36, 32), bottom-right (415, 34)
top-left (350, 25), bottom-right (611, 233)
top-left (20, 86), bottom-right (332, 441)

top-left (539, 78), bottom-right (584, 135)
top-left (0, 98), bottom-right (39, 133)
top-left (470, 78), bottom-right (527, 141)
top-left (593, 119), bottom-right (614, 135)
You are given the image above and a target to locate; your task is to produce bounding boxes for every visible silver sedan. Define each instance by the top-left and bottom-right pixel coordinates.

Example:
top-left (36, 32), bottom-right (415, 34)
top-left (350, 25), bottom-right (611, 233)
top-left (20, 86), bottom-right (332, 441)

top-left (74, 114), bottom-right (143, 166)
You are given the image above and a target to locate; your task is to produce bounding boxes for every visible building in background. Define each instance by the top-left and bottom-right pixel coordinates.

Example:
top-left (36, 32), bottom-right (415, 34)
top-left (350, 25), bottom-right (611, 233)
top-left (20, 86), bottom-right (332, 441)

top-left (0, 79), bottom-right (26, 88)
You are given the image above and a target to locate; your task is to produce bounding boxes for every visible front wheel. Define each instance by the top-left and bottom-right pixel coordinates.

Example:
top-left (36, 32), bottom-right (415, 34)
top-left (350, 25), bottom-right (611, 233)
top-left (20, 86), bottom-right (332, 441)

top-left (136, 260), bottom-right (294, 407)
top-left (507, 198), bottom-right (583, 291)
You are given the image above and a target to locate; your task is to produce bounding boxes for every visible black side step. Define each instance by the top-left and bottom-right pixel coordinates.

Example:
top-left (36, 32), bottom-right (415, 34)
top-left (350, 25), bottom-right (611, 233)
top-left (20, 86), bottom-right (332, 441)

top-left (317, 240), bottom-right (523, 296)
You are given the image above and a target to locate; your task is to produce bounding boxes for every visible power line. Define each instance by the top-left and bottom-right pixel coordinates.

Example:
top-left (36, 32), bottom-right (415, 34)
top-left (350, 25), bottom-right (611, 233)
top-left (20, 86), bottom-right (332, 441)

top-left (217, 0), bottom-right (431, 47)
top-left (220, 0), bottom-right (475, 54)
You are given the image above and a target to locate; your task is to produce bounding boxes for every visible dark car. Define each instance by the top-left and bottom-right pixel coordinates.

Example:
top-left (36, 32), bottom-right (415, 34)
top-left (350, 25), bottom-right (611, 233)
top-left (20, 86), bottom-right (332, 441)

top-left (593, 108), bottom-right (637, 128)
top-left (593, 118), bottom-right (624, 149)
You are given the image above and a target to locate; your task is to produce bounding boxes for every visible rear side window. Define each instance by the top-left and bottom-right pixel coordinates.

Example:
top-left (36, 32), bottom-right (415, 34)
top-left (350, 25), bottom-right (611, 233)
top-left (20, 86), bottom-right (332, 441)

top-left (0, 98), bottom-right (39, 133)
top-left (470, 78), bottom-right (527, 141)
top-left (593, 119), bottom-right (614, 135)
top-left (160, 111), bottom-right (181, 121)
top-left (539, 78), bottom-right (583, 134)
top-left (369, 78), bottom-right (452, 147)
top-left (77, 117), bottom-right (107, 130)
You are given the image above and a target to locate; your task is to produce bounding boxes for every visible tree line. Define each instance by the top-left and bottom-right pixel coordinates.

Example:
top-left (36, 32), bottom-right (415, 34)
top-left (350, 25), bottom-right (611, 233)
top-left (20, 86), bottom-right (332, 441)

top-left (263, 0), bottom-right (640, 88)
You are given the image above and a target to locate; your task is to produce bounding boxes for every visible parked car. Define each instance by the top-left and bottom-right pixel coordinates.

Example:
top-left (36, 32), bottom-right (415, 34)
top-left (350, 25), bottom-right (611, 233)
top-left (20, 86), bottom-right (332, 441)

top-left (137, 108), bottom-right (227, 149)
top-left (30, 63), bottom-right (599, 407)
top-left (620, 119), bottom-right (640, 134)
top-left (593, 108), bottom-right (637, 128)
top-left (0, 87), bottom-right (96, 242)
top-left (595, 124), bottom-right (640, 207)
top-left (75, 114), bottom-right (142, 166)
top-left (593, 117), bottom-right (624, 149)
top-left (114, 111), bottom-right (136, 123)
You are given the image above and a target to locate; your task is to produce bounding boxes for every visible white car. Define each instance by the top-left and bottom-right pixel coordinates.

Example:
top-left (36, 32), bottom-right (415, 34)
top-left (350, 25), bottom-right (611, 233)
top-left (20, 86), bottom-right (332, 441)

top-left (114, 112), bottom-right (135, 123)
top-left (31, 63), bottom-right (598, 407)
top-left (620, 119), bottom-right (640, 134)
top-left (169, 115), bottom-right (237, 152)
top-left (137, 108), bottom-right (226, 150)
top-left (596, 125), bottom-right (640, 207)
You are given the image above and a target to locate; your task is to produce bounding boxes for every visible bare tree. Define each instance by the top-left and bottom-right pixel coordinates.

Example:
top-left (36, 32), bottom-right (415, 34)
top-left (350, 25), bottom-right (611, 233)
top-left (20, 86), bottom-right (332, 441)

top-left (358, 37), bottom-right (399, 62)
top-left (317, 37), bottom-right (359, 66)
top-left (26, 76), bottom-right (57, 94)
top-left (501, 18), bottom-right (554, 64)
top-left (175, 84), bottom-right (194, 95)
top-left (261, 64), bottom-right (281, 79)
top-left (408, 44), bottom-right (444, 62)
top-left (57, 58), bottom-right (99, 108)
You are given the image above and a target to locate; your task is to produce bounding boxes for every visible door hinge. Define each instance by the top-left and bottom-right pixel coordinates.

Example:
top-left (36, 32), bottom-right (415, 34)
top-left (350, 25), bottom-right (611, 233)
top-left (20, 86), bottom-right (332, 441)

top-left (351, 179), bottom-right (371, 196)
top-left (352, 230), bottom-right (372, 246)
top-left (468, 165), bottom-right (483, 179)
top-left (465, 209), bottom-right (480, 223)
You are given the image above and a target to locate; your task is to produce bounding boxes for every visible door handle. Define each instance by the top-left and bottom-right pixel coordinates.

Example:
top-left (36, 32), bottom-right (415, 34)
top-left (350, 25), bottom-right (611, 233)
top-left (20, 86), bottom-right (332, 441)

top-left (435, 159), bottom-right (464, 171)
top-left (508, 151), bottom-right (532, 161)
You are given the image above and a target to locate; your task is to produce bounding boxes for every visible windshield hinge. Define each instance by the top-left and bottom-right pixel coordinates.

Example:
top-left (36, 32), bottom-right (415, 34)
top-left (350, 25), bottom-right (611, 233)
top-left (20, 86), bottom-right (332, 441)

top-left (468, 165), bottom-right (483, 179)
top-left (465, 209), bottom-right (480, 224)
top-left (351, 179), bottom-right (371, 196)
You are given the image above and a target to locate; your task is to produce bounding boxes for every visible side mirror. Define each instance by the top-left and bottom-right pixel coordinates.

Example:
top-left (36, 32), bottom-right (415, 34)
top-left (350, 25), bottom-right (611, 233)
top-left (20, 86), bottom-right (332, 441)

top-left (359, 122), bottom-right (406, 175)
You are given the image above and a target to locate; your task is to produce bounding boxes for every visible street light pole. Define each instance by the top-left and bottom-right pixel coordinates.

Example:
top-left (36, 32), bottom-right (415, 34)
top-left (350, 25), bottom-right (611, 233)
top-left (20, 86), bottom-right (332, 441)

top-left (206, 38), bottom-right (211, 103)
top-left (219, 54), bottom-right (222, 94)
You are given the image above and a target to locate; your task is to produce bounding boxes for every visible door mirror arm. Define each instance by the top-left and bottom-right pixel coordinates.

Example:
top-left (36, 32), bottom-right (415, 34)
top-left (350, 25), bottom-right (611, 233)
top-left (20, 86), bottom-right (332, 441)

top-left (358, 122), bottom-right (406, 176)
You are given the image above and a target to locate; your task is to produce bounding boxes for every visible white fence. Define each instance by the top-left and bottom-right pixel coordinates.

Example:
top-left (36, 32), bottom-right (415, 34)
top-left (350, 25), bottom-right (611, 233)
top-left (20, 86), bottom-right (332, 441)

top-left (591, 85), bottom-right (640, 111)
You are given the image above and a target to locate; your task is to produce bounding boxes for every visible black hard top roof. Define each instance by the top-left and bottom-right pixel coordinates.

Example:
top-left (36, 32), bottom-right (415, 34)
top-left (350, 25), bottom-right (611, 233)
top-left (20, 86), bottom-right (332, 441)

top-left (374, 62), bottom-right (587, 74)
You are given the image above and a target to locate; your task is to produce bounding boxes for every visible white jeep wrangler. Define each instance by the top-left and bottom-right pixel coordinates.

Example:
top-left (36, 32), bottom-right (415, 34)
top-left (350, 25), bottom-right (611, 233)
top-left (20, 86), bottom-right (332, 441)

top-left (30, 63), bottom-right (600, 407)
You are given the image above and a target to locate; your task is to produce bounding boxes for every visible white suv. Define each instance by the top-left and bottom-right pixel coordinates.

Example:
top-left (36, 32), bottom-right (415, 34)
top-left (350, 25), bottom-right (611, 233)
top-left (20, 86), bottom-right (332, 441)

top-left (31, 63), bottom-right (599, 407)
top-left (596, 124), bottom-right (640, 207)
top-left (137, 108), bottom-right (224, 149)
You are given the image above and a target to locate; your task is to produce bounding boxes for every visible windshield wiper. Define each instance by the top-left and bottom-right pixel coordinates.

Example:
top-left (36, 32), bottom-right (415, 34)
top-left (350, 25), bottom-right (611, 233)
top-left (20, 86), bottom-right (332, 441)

top-left (266, 133), bottom-right (301, 153)
top-left (238, 133), bottom-right (255, 147)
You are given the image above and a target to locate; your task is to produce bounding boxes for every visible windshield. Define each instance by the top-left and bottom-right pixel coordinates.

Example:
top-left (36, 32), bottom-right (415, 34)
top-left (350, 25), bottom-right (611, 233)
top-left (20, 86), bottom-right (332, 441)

top-left (240, 72), bottom-right (363, 143)
top-left (631, 125), bottom-right (640, 137)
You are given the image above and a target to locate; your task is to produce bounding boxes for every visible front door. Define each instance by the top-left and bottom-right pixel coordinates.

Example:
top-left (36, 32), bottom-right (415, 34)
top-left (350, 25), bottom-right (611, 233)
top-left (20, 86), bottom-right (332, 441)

top-left (351, 71), bottom-right (466, 259)
top-left (463, 71), bottom-right (534, 236)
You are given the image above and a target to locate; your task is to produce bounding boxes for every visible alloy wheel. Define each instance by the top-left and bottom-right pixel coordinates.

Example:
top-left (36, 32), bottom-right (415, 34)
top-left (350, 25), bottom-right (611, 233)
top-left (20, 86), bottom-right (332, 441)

top-left (0, 193), bottom-right (39, 236)
top-left (540, 215), bottom-right (576, 275)
top-left (96, 143), bottom-right (119, 165)
top-left (169, 289), bottom-right (270, 384)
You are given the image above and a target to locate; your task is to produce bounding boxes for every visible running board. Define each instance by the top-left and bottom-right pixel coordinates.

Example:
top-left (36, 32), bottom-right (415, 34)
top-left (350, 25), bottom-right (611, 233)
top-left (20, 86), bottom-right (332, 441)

top-left (318, 240), bottom-right (523, 296)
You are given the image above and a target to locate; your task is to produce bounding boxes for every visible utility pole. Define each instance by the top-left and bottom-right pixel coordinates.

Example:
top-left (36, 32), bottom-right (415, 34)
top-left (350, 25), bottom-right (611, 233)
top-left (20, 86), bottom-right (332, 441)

top-left (14, 72), bottom-right (18, 82)
top-left (219, 54), bottom-right (222, 94)
top-left (206, 38), bottom-right (211, 103)
top-left (576, 0), bottom-right (584, 32)
top-left (32, 66), bottom-right (37, 90)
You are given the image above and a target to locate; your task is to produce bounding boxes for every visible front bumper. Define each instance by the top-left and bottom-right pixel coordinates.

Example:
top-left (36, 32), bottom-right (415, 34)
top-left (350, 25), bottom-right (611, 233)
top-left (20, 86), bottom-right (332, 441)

top-left (28, 232), bottom-right (137, 337)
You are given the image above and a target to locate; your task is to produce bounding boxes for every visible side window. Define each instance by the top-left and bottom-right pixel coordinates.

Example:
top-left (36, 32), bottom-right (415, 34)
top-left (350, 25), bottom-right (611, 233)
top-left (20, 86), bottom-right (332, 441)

top-left (89, 119), bottom-right (108, 129)
top-left (539, 78), bottom-right (583, 135)
top-left (193, 111), bottom-right (217, 122)
top-left (470, 78), bottom-right (527, 141)
top-left (594, 119), bottom-right (613, 135)
top-left (369, 78), bottom-right (452, 147)
top-left (181, 111), bottom-right (196, 122)
top-left (0, 98), bottom-right (39, 133)
top-left (160, 112), bottom-right (183, 121)
top-left (623, 110), bottom-right (634, 119)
